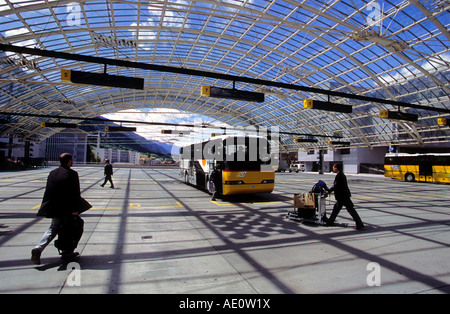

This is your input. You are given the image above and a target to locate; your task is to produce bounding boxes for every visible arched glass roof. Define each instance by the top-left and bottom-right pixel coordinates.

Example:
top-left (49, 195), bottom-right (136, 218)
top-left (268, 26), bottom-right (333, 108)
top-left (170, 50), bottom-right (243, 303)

top-left (0, 0), bottom-right (449, 151)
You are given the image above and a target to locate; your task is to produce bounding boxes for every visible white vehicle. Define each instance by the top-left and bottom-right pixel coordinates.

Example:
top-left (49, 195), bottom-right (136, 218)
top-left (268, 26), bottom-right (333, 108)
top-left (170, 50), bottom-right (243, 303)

top-left (289, 163), bottom-right (305, 173)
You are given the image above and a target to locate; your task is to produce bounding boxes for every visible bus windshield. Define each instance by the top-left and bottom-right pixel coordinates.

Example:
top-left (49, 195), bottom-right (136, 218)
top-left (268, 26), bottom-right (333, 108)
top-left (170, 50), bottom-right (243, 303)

top-left (197, 136), bottom-right (272, 163)
top-left (223, 161), bottom-right (262, 171)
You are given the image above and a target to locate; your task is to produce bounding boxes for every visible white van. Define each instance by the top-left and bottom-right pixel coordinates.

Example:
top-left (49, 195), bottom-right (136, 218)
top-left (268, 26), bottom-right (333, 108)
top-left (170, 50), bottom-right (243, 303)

top-left (289, 163), bottom-right (305, 173)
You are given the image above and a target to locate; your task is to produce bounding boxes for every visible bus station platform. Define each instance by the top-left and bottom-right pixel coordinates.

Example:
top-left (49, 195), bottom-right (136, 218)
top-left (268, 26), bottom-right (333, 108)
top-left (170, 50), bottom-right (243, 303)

top-left (0, 166), bottom-right (449, 294)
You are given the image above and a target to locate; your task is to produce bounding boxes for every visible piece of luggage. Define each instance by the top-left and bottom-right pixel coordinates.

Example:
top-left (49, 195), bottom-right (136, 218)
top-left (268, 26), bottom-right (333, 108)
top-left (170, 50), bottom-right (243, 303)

top-left (294, 193), bottom-right (315, 208)
top-left (310, 180), bottom-right (328, 194)
top-left (293, 193), bottom-right (316, 219)
top-left (296, 207), bottom-right (316, 219)
top-left (55, 216), bottom-right (84, 254)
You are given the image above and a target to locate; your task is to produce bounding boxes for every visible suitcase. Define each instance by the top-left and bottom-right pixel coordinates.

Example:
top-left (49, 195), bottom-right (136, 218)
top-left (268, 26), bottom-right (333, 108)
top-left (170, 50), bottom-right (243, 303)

top-left (294, 193), bottom-right (316, 219)
top-left (294, 193), bottom-right (315, 208)
top-left (296, 207), bottom-right (316, 219)
top-left (55, 216), bottom-right (84, 254)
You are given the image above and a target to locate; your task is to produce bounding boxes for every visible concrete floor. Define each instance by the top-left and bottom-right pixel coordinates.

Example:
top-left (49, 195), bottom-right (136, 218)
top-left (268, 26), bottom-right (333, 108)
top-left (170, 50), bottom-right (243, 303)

top-left (0, 166), bottom-right (449, 294)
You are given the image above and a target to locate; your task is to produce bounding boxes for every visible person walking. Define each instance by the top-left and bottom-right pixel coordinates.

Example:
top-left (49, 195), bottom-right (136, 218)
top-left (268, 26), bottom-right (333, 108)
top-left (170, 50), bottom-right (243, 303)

top-left (325, 163), bottom-right (365, 230)
top-left (31, 153), bottom-right (90, 264)
top-left (100, 159), bottom-right (114, 189)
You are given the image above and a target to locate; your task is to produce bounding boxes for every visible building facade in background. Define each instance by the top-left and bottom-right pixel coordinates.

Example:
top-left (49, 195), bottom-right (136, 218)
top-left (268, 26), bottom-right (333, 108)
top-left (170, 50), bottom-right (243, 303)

top-left (94, 147), bottom-right (141, 165)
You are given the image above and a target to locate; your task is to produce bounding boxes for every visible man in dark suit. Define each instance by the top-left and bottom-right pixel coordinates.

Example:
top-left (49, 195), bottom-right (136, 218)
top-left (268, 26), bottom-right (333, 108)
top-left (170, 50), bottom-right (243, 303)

top-left (325, 163), bottom-right (365, 230)
top-left (100, 159), bottom-right (114, 189)
top-left (31, 153), bottom-right (83, 264)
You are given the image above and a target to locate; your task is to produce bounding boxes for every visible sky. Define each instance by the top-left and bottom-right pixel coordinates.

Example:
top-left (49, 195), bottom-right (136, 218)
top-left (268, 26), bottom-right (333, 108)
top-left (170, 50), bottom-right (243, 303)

top-left (102, 108), bottom-right (235, 147)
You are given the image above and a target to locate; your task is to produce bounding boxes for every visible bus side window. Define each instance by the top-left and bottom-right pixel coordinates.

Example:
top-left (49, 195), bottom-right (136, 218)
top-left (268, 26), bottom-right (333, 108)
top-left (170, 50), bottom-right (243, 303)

top-left (419, 157), bottom-right (433, 177)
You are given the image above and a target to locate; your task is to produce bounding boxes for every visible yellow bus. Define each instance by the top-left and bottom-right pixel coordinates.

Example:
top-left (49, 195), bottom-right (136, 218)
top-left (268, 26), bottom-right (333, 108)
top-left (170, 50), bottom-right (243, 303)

top-left (179, 135), bottom-right (275, 196)
top-left (384, 153), bottom-right (450, 183)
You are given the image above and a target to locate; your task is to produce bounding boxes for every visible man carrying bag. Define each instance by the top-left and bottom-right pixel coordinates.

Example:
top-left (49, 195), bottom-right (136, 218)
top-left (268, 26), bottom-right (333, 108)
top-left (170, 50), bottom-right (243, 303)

top-left (31, 153), bottom-right (91, 265)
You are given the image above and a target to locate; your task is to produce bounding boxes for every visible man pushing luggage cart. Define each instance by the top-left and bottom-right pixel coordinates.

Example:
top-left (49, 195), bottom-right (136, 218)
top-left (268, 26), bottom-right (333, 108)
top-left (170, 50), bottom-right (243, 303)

top-left (287, 164), bottom-right (365, 231)
top-left (324, 164), bottom-right (365, 230)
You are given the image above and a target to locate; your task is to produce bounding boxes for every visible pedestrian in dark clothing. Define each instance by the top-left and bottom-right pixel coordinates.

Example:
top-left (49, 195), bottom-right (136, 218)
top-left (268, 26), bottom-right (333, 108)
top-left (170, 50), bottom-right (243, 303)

top-left (31, 153), bottom-right (90, 264)
top-left (325, 163), bottom-right (365, 230)
top-left (100, 159), bottom-right (114, 188)
top-left (210, 163), bottom-right (222, 201)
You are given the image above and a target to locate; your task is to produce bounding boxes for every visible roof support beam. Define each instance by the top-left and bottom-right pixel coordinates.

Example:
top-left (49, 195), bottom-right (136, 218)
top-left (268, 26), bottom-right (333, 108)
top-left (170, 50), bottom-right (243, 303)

top-left (1, 43), bottom-right (449, 114)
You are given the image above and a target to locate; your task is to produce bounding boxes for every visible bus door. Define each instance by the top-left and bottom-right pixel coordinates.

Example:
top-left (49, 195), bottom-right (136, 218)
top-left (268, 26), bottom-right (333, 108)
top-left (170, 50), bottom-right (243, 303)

top-left (418, 156), bottom-right (433, 182)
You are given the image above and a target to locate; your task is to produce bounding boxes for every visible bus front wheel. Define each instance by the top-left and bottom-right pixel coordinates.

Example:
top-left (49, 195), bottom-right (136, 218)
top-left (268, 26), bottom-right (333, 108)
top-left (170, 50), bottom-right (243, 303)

top-left (405, 173), bottom-right (415, 182)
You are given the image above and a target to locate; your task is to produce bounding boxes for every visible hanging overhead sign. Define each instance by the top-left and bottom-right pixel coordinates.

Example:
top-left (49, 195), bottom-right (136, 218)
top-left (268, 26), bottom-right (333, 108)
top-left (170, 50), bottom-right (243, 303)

top-left (303, 99), bottom-right (352, 113)
top-left (201, 86), bottom-right (264, 102)
top-left (379, 110), bottom-right (418, 122)
top-left (41, 122), bottom-right (78, 128)
top-left (437, 118), bottom-right (449, 126)
top-left (61, 69), bottom-right (144, 90)
top-left (105, 125), bottom-right (137, 132)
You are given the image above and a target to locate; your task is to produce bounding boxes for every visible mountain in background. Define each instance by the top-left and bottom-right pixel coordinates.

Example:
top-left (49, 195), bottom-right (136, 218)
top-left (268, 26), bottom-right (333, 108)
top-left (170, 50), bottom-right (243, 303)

top-left (78, 118), bottom-right (174, 157)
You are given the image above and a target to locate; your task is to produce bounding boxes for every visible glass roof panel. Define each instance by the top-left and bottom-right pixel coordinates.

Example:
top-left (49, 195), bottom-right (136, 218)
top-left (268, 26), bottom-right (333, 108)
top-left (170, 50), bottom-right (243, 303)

top-left (0, 0), bottom-right (448, 148)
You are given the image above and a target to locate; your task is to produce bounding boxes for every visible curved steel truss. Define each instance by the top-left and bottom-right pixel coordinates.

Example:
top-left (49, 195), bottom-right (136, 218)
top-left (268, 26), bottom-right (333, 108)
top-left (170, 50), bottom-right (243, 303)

top-left (1, 0), bottom-right (449, 151)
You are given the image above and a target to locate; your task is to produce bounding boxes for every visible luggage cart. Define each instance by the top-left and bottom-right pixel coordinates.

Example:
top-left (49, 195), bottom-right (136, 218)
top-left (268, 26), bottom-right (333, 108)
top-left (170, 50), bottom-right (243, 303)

top-left (286, 192), bottom-right (328, 225)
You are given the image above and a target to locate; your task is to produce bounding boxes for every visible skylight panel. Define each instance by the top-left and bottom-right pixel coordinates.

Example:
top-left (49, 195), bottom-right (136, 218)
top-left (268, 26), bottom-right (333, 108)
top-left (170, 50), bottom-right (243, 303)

top-left (268, 0), bottom-right (297, 19)
top-left (0, 0), bottom-right (447, 147)
top-left (199, 34), bottom-right (221, 45)
top-left (20, 8), bottom-right (56, 31)
top-left (227, 20), bottom-right (252, 36)
top-left (208, 15), bottom-right (230, 30)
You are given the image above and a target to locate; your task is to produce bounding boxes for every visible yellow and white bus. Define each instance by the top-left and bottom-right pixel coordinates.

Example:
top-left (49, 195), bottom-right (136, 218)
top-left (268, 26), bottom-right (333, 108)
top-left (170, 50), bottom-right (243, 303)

top-left (384, 153), bottom-right (450, 183)
top-left (179, 135), bottom-right (275, 195)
